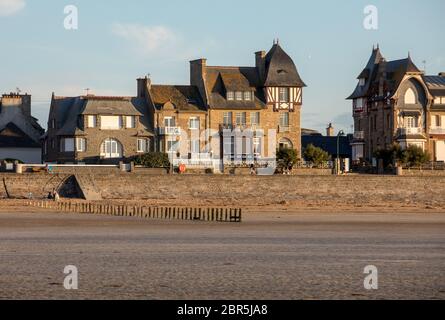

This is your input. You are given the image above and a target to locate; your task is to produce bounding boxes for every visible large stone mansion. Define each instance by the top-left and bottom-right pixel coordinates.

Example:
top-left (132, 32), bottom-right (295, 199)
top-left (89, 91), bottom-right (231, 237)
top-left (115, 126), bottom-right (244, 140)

top-left (348, 46), bottom-right (445, 163)
top-left (43, 41), bottom-right (306, 167)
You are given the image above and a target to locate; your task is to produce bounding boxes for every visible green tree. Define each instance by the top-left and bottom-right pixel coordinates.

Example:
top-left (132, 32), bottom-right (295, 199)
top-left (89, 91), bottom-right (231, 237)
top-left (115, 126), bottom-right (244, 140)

top-left (404, 145), bottom-right (430, 167)
top-left (276, 148), bottom-right (299, 168)
top-left (303, 144), bottom-right (330, 167)
top-left (374, 144), bottom-right (430, 168)
top-left (133, 152), bottom-right (170, 168)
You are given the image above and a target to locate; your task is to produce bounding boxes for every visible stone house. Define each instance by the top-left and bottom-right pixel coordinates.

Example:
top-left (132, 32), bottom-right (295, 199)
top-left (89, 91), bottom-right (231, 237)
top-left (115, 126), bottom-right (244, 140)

top-left (43, 91), bottom-right (154, 164)
top-left (0, 93), bottom-right (44, 163)
top-left (348, 46), bottom-right (445, 162)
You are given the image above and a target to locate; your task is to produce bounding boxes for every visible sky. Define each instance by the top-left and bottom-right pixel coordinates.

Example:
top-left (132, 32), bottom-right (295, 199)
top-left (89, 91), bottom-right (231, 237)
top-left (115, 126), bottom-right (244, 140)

top-left (0, 0), bottom-right (444, 132)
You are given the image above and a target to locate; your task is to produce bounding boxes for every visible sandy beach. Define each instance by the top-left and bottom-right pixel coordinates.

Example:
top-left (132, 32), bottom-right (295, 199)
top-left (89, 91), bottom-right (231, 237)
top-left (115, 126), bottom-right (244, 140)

top-left (0, 203), bottom-right (444, 300)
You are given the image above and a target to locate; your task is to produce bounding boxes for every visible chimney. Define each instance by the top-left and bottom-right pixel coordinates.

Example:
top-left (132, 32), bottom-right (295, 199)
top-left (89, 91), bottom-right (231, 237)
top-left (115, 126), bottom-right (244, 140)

top-left (190, 59), bottom-right (208, 104)
top-left (255, 51), bottom-right (266, 83)
top-left (439, 72), bottom-right (445, 77)
top-left (326, 123), bottom-right (334, 137)
top-left (137, 76), bottom-right (149, 98)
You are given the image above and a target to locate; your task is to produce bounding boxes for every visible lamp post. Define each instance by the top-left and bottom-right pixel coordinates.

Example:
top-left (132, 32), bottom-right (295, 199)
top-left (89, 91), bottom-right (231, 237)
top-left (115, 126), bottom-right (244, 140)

top-left (336, 130), bottom-right (345, 175)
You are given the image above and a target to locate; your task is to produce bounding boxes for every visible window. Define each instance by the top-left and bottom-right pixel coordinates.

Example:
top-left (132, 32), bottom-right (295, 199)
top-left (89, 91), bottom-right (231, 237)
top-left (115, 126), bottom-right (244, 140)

top-left (244, 91), bottom-right (253, 101)
top-left (164, 117), bottom-right (176, 127)
top-left (405, 116), bottom-right (417, 128)
top-left (76, 138), bottom-right (86, 152)
top-left (235, 91), bottom-right (243, 101)
top-left (51, 119), bottom-right (56, 129)
top-left (60, 138), bottom-right (75, 152)
top-left (100, 116), bottom-right (122, 130)
top-left (87, 115), bottom-right (97, 128)
top-left (405, 88), bottom-right (416, 104)
top-left (435, 115), bottom-right (441, 127)
top-left (227, 91), bottom-right (234, 101)
top-left (126, 116), bottom-right (136, 128)
top-left (359, 78), bottom-right (365, 86)
top-left (235, 112), bottom-right (247, 126)
top-left (100, 138), bottom-right (123, 158)
top-left (167, 140), bottom-right (179, 153)
top-left (279, 88), bottom-right (289, 102)
top-left (189, 117), bottom-right (200, 130)
top-left (250, 112), bottom-right (260, 126)
top-left (279, 112), bottom-right (289, 127)
top-left (137, 138), bottom-right (149, 153)
top-left (253, 137), bottom-right (262, 155)
top-left (190, 140), bottom-right (200, 154)
top-left (223, 112), bottom-right (233, 128)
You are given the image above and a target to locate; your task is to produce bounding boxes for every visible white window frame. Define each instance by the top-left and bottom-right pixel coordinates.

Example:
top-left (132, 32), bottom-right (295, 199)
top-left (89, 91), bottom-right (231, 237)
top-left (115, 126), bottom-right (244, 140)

top-left (190, 139), bottom-right (200, 154)
top-left (189, 117), bottom-right (200, 130)
top-left (280, 112), bottom-right (290, 127)
top-left (164, 116), bottom-right (175, 128)
top-left (137, 138), bottom-right (149, 153)
top-left (76, 138), bottom-right (86, 152)
top-left (244, 91), bottom-right (252, 101)
top-left (87, 115), bottom-right (97, 128)
top-left (60, 138), bottom-right (75, 153)
top-left (279, 88), bottom-right (289, 102)
top-left (126, 116), bottom-right (136, 129)
top-left (227, 91), bottom-right (234, 101)
top-left (235, 112), bottom-right (247, 126)
top-left (235, 91), bottom-right (243, 101)
top-left (100, 116), bottom-right (123, 130)
top-left (250, 112), bottom-right (260, 126)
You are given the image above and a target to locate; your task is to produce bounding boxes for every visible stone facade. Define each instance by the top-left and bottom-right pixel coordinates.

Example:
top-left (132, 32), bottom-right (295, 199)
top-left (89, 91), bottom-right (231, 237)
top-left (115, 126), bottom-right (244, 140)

top-left (348, 47), bottom-right (445, 162)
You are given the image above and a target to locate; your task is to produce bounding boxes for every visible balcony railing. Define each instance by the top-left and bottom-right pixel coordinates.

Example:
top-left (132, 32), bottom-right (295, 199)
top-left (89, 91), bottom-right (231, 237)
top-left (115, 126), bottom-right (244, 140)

top-left (219, 124), bottom-right (263, 132)
top-left (397, 127), bottom-right (423, 135)
top-left (158, 127), bottom-right (181, 135)
top-left (278, 125), bottom-right (291, 133)
top-left (429, 127), bottom-right (445, 135)
top-left (353, 131), bottom-right (365, 140)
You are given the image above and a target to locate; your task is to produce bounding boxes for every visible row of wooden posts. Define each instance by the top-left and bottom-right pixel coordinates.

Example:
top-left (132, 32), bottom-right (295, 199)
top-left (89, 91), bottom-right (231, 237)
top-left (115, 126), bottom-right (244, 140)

top-left (25, 200), bottom-right (242, 223)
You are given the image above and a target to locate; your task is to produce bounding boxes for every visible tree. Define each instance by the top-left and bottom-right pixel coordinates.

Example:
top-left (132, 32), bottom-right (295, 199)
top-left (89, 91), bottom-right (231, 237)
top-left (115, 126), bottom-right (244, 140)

top-left (303, 144), bottom-right (330, 167)
top-left (133, 152), bottom-right (170, 168)
top-left (276, 148), bottom-right (299, 168)
top-left (404, 145), bottom-right (430, 167)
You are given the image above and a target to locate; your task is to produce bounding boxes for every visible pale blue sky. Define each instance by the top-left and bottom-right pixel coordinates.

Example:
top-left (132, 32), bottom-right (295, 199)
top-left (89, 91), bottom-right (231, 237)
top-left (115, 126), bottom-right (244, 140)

top-left (0, 0), bottom-right (444, 132)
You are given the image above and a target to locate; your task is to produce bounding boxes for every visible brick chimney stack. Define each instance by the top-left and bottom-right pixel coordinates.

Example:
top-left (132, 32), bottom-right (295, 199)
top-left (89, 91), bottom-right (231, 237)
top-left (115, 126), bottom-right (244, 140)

top-left (326, 123), bottom-right (334, 137)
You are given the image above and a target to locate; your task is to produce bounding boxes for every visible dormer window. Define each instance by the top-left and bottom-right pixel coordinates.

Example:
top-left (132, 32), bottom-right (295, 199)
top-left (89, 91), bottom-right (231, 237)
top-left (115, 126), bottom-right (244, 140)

top-left (359, 78), bottom-right (366, 86)
top-left (244, 91), bottom-right (253, 101)
top-left (227, 91), bottom-right (234, 101)
top-left (235, 91), bottom-right (243, 101)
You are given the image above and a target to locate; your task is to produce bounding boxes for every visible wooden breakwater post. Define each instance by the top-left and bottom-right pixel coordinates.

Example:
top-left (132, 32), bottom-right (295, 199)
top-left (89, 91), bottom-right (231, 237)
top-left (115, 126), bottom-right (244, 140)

top-left (23, 200), bottom-right (242, 223)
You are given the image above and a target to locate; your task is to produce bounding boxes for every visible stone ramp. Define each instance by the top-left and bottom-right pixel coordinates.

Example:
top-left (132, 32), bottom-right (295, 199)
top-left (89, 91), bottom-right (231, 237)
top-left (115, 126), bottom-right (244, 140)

top-left (74, 174), bottom-right (103, 201)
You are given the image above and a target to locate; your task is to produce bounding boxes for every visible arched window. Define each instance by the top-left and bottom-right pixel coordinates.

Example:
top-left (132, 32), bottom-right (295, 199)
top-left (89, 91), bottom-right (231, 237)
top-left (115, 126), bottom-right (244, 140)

top-left (100, 138), bottom-right (123, 158)
top-left (279, 138), bottom-right (293, 150)
top-left (405, 88), bottom-right (416, 104)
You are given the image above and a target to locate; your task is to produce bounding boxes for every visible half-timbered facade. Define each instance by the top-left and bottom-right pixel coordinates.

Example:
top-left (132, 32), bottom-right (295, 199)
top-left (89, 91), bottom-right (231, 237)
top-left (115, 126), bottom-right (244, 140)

top-left (348, 46), bottom-right (445, 163)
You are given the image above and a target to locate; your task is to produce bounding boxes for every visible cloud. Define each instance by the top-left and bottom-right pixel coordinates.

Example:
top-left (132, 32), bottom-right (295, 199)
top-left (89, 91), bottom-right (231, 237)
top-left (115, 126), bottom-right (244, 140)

top-left (0, 0), bottom-right (25, 16)
top-left (112, 23), bottom-right (178, 56)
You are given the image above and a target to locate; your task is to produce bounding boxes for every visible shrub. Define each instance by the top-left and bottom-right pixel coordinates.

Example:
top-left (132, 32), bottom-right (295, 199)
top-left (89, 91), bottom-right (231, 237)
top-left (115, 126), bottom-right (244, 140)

top-left (303, 144), bottom-right (330, 167)
top-left (276, 148), bottom-right (299, 168)
top-left (133, 152), bottom-right (170, 168)
top-left (374, 144), bottom-right (430, 168)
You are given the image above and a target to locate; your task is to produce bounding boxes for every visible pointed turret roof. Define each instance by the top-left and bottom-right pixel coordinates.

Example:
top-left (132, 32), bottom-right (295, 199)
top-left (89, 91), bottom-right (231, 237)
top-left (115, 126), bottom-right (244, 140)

top-left (263, 43), bottom-right (306, 87)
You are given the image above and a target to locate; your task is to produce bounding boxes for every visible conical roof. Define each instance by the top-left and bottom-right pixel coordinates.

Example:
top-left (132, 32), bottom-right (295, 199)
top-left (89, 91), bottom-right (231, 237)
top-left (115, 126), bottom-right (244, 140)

top-left (263, 43), bottom-right (306, 87)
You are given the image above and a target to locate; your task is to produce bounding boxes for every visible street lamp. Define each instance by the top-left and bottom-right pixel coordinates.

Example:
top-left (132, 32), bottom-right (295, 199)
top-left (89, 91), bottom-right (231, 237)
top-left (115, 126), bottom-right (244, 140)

top-left (336, 130), bottom-right (345, 175)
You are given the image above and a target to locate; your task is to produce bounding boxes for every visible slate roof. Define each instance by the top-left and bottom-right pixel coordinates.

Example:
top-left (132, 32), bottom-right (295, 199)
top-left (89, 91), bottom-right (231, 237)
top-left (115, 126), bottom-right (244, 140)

top-left (424, 75), bottom-right (445, 96)
top-left (302, 135), bottom-right (353, 158)
top-left (51, 95), bottom-right (153, 136)
top-left (264, 43), bottom-right (306, 87)
top-left (0, 123), bottom-right (41, 148)
top-left (149, 85), bottom-right (206, 112)
top-left (204, 67), bottom-right (266, 110)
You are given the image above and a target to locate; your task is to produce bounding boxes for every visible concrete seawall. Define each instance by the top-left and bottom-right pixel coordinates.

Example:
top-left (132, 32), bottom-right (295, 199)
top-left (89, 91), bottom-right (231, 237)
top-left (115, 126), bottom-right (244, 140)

top-left (1, 173), bottom-right (444, 207)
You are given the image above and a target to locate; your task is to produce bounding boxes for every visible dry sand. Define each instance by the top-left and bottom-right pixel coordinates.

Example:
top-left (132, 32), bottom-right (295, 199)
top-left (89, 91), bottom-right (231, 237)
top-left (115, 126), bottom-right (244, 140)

top-left (0, 203), bottom-right (444, 300)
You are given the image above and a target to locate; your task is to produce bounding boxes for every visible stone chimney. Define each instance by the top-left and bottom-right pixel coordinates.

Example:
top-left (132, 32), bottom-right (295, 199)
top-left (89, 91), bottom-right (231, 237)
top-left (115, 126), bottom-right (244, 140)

top-left (137, 76), bottom-right (150, 98)
top-left (190, 59), bottom-right (208, 105)
top-left (255, 50), bottom-right (266, 83)
top-left (326, 123), bottom-right (334, 137)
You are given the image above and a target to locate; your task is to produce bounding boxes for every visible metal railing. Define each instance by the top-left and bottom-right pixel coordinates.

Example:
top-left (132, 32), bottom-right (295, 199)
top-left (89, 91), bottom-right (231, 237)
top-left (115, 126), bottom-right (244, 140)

top-left (278, 125), bottom-right (291, 133)
top-left (353, 131), bottom-right (365, 140)
top-left (158, 127), bottom-right (181, 135)
top-left (397, 127), bottom-right (423, 135)
top-left (429, 127), bottom-right (445, 135)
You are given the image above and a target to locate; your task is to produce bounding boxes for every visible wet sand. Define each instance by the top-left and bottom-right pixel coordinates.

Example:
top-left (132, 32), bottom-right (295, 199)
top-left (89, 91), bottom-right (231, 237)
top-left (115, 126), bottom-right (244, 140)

top-left (0, 207), bottom-right (444, 300)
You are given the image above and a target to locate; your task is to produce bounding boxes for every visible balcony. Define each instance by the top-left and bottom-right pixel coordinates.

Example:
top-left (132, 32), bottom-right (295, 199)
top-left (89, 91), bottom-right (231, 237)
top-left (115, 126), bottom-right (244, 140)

top-left (397, 127), bottom-right (423, 135)
top-left (158, 127), bottom-right (181, 135)
top-left (353, 131), bottom-right (365, 140)
top-left (429, 127), bottom-right (445, 135)
top-left (219, 124), bottom-right (263, 132)
top-left (278, 125), bottom-right (291, 133)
